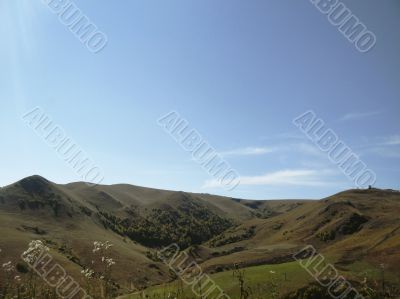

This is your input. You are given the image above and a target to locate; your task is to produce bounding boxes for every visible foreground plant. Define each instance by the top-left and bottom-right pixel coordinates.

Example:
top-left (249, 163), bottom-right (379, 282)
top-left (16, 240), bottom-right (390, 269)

top-left (82, 240), bottom-right (116, 298)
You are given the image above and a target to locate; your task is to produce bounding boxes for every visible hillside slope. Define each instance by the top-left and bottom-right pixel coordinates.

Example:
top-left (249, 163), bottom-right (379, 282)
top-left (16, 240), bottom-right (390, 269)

top-left (0, 175), bottom-right (284, 292)
top-left (1, 176), bottom-right (399, 297)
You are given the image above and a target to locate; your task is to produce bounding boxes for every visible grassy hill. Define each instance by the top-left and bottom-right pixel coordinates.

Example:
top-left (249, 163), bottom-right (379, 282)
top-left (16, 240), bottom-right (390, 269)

top-left (1, 176), bottom-right (399, 298)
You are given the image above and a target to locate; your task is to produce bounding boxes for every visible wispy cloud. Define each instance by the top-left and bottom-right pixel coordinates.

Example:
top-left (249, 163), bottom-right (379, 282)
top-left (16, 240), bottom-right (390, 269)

top-left (220, 143), bottom-right (324, 158)
top-left (1, 1), bottom-right (41, 113)
top-left (367, 147), bottom-right (400, 159)
top-left (220, 147), bottom-right (274, 157)
top-left (358, 135), bottom-right (400, 159)
top-left (339, 111), bottom-right (380, 121)
top-left (259, 132), bottom-right (305, 141)
top-left (295, 143), bottom-right (326, 158)
top-left (203, 169), bottom-right (337, 188)
top-left (381, 135), bottom-right (400, 146)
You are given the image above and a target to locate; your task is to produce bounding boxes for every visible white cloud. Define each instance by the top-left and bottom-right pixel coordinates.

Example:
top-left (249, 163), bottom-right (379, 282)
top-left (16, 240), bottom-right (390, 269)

top-left (382, 135), bottom-right (400, 146)
top-left (220, 147), bottom-right (275, 157)
top-left (259, 132), bottom-right (305, 141)
top-left (220, 143), bottom-right (324, 158)
top-left (359, 135), bottom-right (400, 158)
top-left (339, 111), bottom-right (380, 121)
top-left (295, 143), bottom-right (326, 158)
top-left (203, 169), bottom-right (337, 188)
top-left (368, 147), bottom-right (400, 159)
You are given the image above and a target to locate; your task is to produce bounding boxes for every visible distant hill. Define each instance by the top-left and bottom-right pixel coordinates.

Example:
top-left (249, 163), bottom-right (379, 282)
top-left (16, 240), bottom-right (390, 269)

top-left (0, 176), bottom-right (399, 297)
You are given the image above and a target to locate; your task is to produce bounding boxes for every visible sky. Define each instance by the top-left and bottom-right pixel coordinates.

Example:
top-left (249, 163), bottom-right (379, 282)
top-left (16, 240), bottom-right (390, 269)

top-left (0, 0), bottom-right (399, 199)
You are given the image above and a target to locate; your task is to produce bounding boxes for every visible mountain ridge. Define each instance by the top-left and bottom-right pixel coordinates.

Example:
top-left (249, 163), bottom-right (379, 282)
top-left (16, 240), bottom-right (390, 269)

top-left (1, 175), bottom-right (399, 296)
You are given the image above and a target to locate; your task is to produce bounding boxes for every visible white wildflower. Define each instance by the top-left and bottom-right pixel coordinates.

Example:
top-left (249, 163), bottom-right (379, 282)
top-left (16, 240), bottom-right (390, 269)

top-left (105, 258), bottom-right (115, 267)
top-left (81, 268), bottom-right (94, 279)
top-left (93, 241), bottom-right (113, 253)
top-left (2, 261), bottom-right (14, 272)
top-left (22, 240), bottom-right (49, 265)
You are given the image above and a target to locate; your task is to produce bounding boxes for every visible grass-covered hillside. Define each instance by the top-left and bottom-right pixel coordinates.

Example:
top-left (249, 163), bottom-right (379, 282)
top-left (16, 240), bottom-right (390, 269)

top-left (1, 176), bottom-right (399, 298)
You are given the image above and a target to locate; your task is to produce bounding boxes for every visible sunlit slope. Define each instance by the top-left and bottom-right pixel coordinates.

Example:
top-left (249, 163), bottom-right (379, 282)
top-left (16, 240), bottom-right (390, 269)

top-left (1, 176), bottom-right (399, 296)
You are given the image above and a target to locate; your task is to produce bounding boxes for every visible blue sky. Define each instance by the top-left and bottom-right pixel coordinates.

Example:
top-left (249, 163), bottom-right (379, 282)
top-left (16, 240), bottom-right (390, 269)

top-left (0, 0), bottom-right (399, 199)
